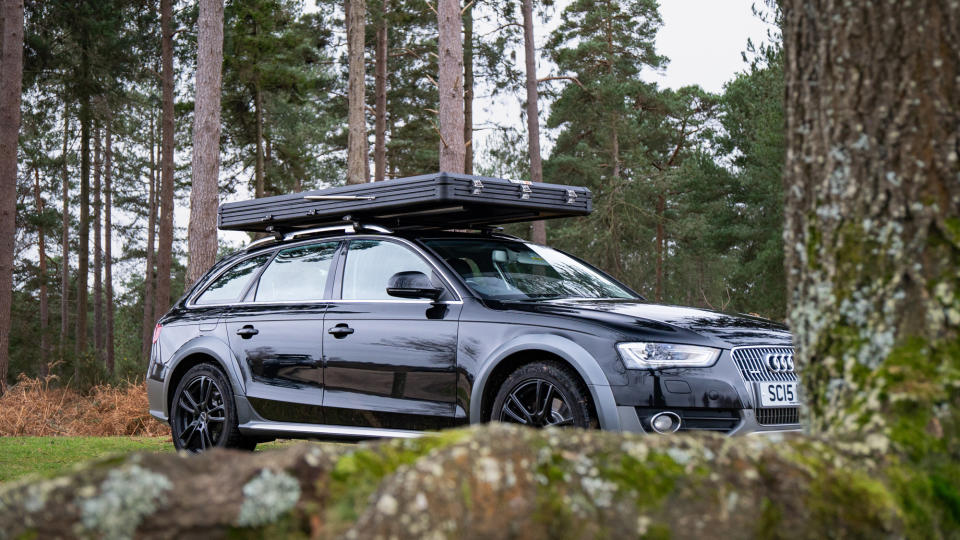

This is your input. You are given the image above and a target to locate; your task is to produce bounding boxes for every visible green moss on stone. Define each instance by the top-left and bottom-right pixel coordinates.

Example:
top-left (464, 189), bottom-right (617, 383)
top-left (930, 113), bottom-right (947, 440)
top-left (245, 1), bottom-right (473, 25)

top-left (323, 429), bottom-right (469, 529)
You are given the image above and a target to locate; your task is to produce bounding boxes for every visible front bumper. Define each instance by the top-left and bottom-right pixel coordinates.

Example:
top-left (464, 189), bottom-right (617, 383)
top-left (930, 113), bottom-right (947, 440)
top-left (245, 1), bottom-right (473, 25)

top-left (609, 348), bottom-right (802, 436)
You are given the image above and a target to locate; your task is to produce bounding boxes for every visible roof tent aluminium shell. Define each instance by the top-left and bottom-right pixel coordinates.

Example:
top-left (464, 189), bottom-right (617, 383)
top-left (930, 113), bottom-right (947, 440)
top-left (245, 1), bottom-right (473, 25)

top-left (217, 172), bottom-right (593, 233)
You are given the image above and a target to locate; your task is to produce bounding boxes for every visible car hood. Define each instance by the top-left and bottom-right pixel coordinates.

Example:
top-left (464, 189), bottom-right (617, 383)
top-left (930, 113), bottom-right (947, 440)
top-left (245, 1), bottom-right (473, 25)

top-left (498, 298), bottom-right (793, 349)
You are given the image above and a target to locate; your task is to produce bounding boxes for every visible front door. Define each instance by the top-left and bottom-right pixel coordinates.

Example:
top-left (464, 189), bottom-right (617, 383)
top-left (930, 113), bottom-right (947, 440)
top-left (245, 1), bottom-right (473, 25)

top-left (322, 238), bottom-right (461, 431)
top-left (225, 241), bottom-right (340, 423)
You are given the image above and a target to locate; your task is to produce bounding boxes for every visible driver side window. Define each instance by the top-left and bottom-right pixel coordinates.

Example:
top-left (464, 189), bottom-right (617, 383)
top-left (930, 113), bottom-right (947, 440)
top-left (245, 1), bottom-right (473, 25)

top-left (341, 240), bottom-right (434, 300)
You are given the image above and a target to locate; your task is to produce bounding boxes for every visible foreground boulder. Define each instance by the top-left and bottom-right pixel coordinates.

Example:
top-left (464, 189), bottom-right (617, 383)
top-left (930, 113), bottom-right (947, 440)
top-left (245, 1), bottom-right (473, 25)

top-left (0, 425), bottom-right (905, 539)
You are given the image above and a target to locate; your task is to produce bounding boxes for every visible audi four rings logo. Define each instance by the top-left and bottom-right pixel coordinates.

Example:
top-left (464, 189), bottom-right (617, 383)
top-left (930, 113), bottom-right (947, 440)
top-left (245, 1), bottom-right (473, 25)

top-left (764, 353), bottom-right (795, 372)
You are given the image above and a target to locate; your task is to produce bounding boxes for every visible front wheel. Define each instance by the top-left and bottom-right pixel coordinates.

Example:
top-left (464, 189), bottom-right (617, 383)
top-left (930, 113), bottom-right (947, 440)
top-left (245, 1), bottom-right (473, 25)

top-left (170, 364), bottom-right (256, 452)
top-left (491, 361), bottom-right (598, 429)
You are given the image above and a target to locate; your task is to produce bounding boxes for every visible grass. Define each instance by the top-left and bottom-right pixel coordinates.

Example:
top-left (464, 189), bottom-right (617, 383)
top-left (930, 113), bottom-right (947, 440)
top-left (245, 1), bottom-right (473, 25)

top-left (0, 436), bottom-right (325, 483)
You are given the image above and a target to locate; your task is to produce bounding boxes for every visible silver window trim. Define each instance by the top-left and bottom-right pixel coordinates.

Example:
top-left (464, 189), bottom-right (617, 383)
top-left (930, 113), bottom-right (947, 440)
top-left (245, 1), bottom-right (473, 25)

top-left (186, 234), bottom-right (463, 308)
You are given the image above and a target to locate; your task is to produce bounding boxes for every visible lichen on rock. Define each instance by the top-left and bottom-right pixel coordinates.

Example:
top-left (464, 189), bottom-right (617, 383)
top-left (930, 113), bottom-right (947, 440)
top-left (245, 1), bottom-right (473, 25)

top-left (235, 468), bottom-right (301, 527)
top-left (77, 464), bottom-right (172, 540)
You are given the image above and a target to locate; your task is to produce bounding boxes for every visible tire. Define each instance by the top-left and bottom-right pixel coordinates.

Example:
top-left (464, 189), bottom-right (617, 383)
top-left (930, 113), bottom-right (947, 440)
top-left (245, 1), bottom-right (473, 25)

top-left (170, 364), bottom-right (256, 452)
top-left (491, 360), bottom-right (598, 429)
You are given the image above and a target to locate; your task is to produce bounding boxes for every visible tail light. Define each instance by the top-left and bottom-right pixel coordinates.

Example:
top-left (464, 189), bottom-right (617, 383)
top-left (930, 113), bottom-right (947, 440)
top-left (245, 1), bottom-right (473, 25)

top-left (152, 324), bottom-right (163, 344)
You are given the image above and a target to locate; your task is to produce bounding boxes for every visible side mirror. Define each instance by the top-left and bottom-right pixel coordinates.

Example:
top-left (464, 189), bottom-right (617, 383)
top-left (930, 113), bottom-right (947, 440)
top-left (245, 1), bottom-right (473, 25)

top-left (386, 271), bottom-right (443, 300)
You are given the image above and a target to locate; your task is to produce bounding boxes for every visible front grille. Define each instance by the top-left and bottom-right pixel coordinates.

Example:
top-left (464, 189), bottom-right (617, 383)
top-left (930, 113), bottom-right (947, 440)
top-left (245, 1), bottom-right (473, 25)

top-left (635, 408), bottom-right (741, 434)
top-left (756, 407), bottom-right (800, 425)
top-left (731, 346), bottom-right (798, 382)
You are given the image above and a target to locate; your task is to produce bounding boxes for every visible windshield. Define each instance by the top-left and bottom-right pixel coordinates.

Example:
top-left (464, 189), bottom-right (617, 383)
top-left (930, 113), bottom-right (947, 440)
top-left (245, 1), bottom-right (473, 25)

top-left (422, 238), bottom-right (637, 301)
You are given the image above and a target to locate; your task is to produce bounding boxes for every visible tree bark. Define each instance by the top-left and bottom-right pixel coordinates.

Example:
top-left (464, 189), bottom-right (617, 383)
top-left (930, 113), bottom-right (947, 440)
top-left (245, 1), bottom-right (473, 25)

top-left (76, 97), bottom-right (90, 361)
top-left (436, 0), bottom-right (464, 174)
top-left (142, 114), bottom-right (158, 361)
top-left (373, 0), bottom-right (388, 182)
top-left (462, 3), bottom-right (473, 175)
top-left (783, 0), bottom-right (960, 443)
top-left (34, 168), bottom-right (49, 376)
top-left (103, 123), bottom-right (114, 375)
top-left (254, 80), bottom-right (265, 198)
top-left (155, 0), bottom-right (176, 322)
top-left (346, 0), bottom-right (368, 184)
top-left (93, 125), bottom-right (103, 355)
top-left (59, 104), bottom-right (70, 361)
top-left (521, 0), bottom-right (545, 244)
top-left (186, 0), bottom-right (225, 288)
top-left (654, 193), bottom-right (665, 303)
top-left (0, 0), bottom-right (23, 394)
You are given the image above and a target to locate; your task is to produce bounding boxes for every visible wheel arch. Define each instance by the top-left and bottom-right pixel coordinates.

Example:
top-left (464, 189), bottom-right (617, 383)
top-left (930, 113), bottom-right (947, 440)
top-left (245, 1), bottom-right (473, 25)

top-left (469, 334), bottom-right (621, 430)
top-left (163, 335), bottom-right (245, 416)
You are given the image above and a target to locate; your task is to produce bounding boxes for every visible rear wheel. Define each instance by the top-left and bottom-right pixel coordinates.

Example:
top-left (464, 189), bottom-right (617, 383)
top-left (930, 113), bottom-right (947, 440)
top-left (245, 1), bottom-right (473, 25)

top-left (491, 361), bottom-right (598, 429)
top-left (170, 364), bottom-right (256, 452)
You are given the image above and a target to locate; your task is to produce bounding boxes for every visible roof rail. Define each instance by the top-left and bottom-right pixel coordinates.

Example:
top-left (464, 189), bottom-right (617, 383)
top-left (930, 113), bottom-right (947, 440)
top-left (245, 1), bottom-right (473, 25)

top-left (244, 236), bottom-right (278, 251)
top-left (488, 231), bottom-right (526, 242)
top-left (243, 223), bottom-right (394, 251)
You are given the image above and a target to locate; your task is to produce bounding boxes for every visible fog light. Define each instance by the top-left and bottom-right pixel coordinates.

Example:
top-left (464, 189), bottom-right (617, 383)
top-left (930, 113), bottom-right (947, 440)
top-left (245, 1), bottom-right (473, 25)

top-left (650, 412), bottom-right (681, 434)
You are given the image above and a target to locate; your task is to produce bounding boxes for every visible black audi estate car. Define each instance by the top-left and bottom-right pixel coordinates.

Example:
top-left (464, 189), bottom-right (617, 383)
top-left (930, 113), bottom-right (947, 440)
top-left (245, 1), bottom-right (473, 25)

top-left (147, 222), bottom-right (801, 452)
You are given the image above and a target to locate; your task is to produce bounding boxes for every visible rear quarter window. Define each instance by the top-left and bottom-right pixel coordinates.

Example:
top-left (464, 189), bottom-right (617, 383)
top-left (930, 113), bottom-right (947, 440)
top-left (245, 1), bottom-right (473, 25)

top-left (194, 255), bottom-right (270, 305)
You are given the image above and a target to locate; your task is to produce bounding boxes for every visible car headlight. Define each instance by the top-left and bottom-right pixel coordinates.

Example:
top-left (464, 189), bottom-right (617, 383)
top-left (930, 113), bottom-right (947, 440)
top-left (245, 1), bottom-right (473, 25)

top-left (617, 342), bottom-right (720, 369)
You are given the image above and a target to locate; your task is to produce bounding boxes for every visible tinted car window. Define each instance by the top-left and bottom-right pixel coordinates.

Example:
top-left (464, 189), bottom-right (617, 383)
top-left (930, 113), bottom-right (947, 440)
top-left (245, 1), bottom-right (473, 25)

top-left (423, 238), bottom-right (636, 300)
top-left (342, 240), bottom-right (433, 300)
top-left (254, 242), bottom-right (339, 302)
top-left (194, 255), bottom-right (270, 305)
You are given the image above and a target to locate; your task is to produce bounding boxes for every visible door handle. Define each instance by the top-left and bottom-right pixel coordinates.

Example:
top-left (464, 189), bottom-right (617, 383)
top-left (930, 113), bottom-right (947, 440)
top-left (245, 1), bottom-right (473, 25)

top-left (236, 325), bottom-right (259, 339)
top-left (328, 323), bottom-right (355, 338)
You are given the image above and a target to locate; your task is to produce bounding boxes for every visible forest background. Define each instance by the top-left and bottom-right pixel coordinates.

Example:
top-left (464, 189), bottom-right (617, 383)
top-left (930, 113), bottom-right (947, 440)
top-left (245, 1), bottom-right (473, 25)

top-left (1, 0), bottom-right (784, 390)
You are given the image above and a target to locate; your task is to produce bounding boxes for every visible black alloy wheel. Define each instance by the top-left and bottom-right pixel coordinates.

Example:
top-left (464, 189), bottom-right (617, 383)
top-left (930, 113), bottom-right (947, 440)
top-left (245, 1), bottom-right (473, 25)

top-left (171, 364), bottom-right (255, 452)
top-left (491, 360), bottom-right (597, 429)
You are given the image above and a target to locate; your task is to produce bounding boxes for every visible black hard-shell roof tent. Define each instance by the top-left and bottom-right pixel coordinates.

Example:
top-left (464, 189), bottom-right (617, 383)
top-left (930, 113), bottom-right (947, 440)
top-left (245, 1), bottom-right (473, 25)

top-left (217, 172), bottom-right (592, 235)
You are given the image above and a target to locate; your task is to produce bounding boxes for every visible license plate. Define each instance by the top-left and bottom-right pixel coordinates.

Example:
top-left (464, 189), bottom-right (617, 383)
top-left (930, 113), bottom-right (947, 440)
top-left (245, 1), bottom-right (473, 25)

top-left (757, 382), bottom-right (800, 407)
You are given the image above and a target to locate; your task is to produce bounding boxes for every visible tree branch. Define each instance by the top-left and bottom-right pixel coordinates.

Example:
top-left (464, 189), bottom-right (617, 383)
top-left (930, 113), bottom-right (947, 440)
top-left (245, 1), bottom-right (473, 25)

top-left (537, 76), bottom-right (585, 89)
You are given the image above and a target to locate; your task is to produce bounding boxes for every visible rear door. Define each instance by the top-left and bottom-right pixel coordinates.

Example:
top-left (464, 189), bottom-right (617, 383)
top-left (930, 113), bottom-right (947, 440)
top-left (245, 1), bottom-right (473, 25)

top-left (322, 238), bottom-right (461, 431)
top-left (225, 241), bottom-right (340, 424)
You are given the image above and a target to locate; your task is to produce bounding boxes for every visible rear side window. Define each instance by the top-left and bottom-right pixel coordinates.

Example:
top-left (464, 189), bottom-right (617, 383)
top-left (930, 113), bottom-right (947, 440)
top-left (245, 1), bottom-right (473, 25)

top-left (254, 242), bottom-right (339, 302)
top-left (194, 255), bottom-right (270, 305)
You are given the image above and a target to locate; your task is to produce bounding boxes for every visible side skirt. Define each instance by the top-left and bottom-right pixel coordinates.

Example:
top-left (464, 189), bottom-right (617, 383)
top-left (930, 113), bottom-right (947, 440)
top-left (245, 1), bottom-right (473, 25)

top-left (239, 420), bottom-right (424, 440)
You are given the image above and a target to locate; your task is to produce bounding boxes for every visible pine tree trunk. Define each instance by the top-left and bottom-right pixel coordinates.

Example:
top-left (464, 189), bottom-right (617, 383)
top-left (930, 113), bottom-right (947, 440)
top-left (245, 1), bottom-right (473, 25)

top-left (436, 0), bottom-right (464, 173)
top-left (373, 0), bottom-right (387, 182)
top-left (346, 0), bottom-right (368, 184)
top-left (186, 0), bottom-right (224, 287)
top-left (142, 114), bottom-right (158, 360)
top-left (0, 0), bottom-right (23, 395)
top-left (93, 125), bottom-right (103, 355)
top-left (462, 3), bottom-right (473, 176)
top-left (34, 168), bottom-right (49, 375)
top-left (654, 193), bottom-right (665, 302)
top-left (783, 0), bottom-right (960, 442)
top-left (103, 123), bottom-right (114, 375)
top-left (521, 0), bottom-right (545, 244)
top-left (155, 0), bottom-right (176, 322)
top-left (254, 81), bottom-right (265, 198)
top-left (76, 97), bottom-right (90, 361)
top-left (59, 104), bottom-right (70, 361)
